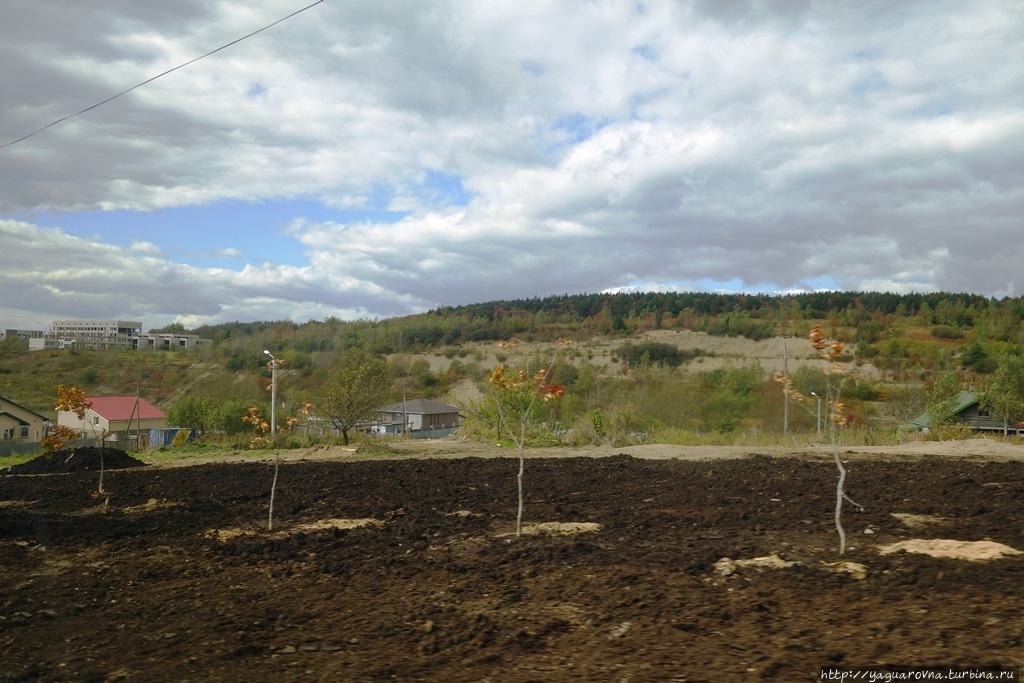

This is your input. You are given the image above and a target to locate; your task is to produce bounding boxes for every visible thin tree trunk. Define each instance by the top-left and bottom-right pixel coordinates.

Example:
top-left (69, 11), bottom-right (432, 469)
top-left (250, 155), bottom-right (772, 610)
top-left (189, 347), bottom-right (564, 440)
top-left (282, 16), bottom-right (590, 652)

top-left (268, 452), bottom-right (280, 531)
top-left (833, 449), bottom-right (847, 554)
top-left (516, 420), bottom-right (526, 537)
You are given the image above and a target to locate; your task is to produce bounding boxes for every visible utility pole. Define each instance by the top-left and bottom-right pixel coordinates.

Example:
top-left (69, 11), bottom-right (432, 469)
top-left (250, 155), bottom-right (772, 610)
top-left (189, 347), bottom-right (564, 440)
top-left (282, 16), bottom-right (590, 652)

top-left (783, 342), bottom-right (789, 435)
top-left (811, 391), bottom-right (822, 435)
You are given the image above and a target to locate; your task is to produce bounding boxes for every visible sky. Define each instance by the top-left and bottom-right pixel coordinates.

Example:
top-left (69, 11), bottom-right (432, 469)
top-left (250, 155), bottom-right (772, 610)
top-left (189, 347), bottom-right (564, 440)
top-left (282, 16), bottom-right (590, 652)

top-left (1, 0), bottom-right (1022, 332)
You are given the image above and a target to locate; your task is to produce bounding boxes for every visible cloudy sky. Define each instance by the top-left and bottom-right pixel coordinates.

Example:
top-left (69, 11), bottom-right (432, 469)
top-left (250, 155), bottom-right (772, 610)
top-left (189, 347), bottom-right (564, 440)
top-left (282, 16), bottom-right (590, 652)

top-left (2, 0), bottom-right (1022, 332)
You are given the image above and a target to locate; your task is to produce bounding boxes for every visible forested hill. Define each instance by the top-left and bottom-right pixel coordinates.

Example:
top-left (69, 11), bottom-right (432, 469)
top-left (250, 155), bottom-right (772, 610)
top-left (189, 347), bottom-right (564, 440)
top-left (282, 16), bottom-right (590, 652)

top-left (151, 289), bottom-right (1023, 355)
top-left (6, 289), bottom-right (1021, 418)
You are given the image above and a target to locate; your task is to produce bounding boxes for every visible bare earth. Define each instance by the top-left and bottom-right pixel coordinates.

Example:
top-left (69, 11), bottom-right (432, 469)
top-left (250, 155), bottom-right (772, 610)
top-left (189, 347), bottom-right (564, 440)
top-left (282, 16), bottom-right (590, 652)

top-left (2, 438), bottom-right (1023, 682)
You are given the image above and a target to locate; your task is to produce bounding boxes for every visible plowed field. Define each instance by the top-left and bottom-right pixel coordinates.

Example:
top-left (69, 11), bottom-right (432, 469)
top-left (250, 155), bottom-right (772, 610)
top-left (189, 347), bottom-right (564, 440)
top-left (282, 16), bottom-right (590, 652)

top-left (2, 447), bottom-right (1023, 681)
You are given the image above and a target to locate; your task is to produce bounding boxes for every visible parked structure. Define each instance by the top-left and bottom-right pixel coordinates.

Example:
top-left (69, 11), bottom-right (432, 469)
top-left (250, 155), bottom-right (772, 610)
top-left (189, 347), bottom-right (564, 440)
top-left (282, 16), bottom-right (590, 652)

top-left (57, 395), bottom-right (166, 447)
top-left (371, 398), bottom-right (462, 437)
top-left (0, 395), bottom-right (48, 455)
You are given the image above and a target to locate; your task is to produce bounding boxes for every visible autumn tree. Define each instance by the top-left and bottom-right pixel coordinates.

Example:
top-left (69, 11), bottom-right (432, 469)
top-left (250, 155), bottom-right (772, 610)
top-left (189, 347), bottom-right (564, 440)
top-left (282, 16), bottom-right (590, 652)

top-left (483, 362), bottom-right (564, 537)
top-left (48, 385), bottom-right (113, 507)
top-left (242, 402), bottom-right (307, 530)
top-left (313, 348), bottom-right (392, 445)
top-left (775, 325), bottom-right (861, 554)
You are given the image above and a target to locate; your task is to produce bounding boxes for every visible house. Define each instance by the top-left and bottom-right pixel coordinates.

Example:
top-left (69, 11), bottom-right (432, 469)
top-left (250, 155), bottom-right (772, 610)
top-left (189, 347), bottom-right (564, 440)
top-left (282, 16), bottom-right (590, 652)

top-left (907, 391), bottom-right (1017, 434)
top-left (57, 395), bottom-right (167, 446)
top-left (371, 398), bottom-right (462, 437)
top-left (0, 396), bottom-right (48, 455)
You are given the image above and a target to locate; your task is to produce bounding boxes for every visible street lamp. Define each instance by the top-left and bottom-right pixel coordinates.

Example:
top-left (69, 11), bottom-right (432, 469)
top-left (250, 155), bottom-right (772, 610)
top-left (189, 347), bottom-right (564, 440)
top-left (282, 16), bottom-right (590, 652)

top-left (811, 391), bottom-right (822, 435)
top-left (264, 350), bottom-right (277, 440)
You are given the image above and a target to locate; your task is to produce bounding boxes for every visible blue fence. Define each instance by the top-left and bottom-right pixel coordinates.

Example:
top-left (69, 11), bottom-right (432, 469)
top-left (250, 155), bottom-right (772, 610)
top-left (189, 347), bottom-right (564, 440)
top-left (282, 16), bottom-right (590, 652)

top-left (148, 428), bottom-right (197, 449)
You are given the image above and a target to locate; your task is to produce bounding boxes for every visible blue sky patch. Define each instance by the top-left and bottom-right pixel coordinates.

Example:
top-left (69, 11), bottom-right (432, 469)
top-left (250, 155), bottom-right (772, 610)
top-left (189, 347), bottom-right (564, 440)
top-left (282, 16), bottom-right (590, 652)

top-left (554, 113), bottom-right (608, 146)
top-left (631, 44), bottom-right (658, 62)
top-left (418, 170), bottom-right (473, 208)
top-left (8, 198), bottom-right (408, 268)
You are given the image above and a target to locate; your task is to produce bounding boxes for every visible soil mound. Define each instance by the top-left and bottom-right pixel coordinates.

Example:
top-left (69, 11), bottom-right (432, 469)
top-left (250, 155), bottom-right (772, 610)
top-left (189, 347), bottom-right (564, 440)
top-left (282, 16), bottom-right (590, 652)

top-left (4, 447), bottom-right (146, 475)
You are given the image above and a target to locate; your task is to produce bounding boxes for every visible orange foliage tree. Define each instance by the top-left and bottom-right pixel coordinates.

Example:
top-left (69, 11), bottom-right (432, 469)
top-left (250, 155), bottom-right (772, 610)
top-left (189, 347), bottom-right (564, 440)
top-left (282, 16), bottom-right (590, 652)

top-left (42, 385), bottom-right (92, 453)
top-left (774, 325), bottom-right (862, 554)
top-left (485, 362), bottom-right (564, 537)
top-left (241, 401), bottom-right (309, 531)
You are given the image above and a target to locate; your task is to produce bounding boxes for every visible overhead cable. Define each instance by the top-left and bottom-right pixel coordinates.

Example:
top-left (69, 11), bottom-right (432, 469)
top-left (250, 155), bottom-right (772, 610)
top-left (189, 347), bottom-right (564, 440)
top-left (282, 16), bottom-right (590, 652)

top-left (0, 0), bottom-right (325, 150)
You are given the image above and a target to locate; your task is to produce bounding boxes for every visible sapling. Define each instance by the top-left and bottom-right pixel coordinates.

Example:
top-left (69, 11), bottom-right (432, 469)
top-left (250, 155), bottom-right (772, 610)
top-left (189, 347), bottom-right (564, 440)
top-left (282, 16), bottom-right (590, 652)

top-left (242, 402), bottom-right (306, 531)
top-left (485, 362), bottom-right (564, 537)
top-left (775, 325), bottom-right (863, 554)
top-left (51, 385), bottom-right (113, 510)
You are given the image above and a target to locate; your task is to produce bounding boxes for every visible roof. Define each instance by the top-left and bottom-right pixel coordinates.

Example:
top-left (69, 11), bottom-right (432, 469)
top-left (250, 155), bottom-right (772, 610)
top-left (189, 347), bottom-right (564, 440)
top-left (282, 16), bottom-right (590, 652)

top-left (84, 396), bottom-right (165, 421)
top-left (0, 411), bottom-right (30, 425)
top-left (908, 391), bottom-right (978, 430)
top-left (0, 396), bottom-right (48, 421)
top-left (377, 398), bottom-right (460, 415)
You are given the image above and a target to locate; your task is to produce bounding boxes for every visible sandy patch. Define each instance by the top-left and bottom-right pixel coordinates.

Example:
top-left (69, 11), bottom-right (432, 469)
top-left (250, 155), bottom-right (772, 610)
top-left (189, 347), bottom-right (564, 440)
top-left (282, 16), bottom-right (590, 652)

top-left (715, 554), bottom-right (867, 579)
top-left (0, 500), bottom-right (35, 509)
top-left (878, 539), bottom-right (1022, 561)
top-left (205, 518), bottom-right (382, 542)
top-left (819, 560), bottom-right (868, 579)
top-left (714, 554), bottom-right (796, 576)
top-left (122, 498), bottom-right (180, 514)
top-left (289, 518), bottom-right (382, 533)
top-left (519, 521), bottom-right (603, 536)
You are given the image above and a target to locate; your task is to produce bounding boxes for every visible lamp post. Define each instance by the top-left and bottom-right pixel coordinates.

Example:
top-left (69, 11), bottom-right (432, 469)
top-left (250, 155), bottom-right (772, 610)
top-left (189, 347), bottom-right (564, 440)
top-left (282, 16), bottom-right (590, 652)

top-left (264, 350), bottom-right (277, 440)
top-left (811, 391), bottom-right (822, 435)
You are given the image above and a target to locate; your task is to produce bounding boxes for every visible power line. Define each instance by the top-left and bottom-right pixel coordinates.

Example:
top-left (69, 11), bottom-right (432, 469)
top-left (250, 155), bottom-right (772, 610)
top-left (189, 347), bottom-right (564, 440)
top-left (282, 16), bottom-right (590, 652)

top-left (1, 0), bottom-right (325, 150)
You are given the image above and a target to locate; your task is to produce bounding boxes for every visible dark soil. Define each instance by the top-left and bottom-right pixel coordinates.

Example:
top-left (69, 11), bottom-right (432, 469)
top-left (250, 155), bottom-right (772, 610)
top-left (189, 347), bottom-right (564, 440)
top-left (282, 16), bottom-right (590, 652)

top-left (4, 448), bottom-right (146, 475)
top-left (1, 453), bottom-right (1023, 682)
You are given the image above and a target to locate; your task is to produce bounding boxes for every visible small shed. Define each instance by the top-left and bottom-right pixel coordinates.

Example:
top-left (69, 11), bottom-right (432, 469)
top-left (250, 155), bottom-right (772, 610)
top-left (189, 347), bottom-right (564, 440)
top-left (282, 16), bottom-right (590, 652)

top-left (372, 399), bottom-right (462, 437)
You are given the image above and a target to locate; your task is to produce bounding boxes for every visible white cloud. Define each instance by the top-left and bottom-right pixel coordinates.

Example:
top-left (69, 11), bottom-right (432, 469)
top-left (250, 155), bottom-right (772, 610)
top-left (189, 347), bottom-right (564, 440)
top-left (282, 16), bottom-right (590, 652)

top-left (1, 0), bottom-right (1023, 330)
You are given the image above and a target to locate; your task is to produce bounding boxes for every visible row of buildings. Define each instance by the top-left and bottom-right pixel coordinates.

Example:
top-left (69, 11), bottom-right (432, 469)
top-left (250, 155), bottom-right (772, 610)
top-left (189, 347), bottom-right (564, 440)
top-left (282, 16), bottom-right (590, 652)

top-left (0, 394), bottom-right (167, 455)
top-left (2, 320), bottom-right (211, 351)
top-left (1, 393), bottom-right (463, 455)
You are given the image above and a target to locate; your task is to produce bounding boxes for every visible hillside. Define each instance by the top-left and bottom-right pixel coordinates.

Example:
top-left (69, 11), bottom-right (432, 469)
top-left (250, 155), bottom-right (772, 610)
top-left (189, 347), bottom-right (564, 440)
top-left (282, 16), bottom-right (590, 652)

top-left (5, 289), bottom-right (1021, 445)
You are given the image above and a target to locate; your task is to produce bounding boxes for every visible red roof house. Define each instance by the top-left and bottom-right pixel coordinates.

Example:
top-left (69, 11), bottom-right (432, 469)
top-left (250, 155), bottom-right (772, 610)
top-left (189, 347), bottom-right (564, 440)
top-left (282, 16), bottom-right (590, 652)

top-left (57, 395), bottom-right (166, 442)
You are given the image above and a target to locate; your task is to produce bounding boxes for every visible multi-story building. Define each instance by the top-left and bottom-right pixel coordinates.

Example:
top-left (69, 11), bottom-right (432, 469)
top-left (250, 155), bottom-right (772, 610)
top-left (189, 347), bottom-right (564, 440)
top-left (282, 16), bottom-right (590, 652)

top-left (1, 329), bottom-right (44, 342)
top-left (26, 320), bottom-right (211, 351)
top-left (52, 320), bottom-right (142, 346)
top-left (131, 333), bottom-right (211, 350)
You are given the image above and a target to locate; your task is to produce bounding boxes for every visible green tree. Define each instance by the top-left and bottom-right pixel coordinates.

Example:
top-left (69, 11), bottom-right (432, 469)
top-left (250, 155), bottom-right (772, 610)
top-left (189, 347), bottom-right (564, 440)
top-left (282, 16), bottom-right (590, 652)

top-left (313, 349), bottom-right (392, 445)
top-left (981, 354), bottom-right (1024, 436)
top-left (167, 395), bottom-right (217, 432)
top-left (960, 342), bottom-right (992, 373)
top-left (927, 372), bottom-right (963, 430)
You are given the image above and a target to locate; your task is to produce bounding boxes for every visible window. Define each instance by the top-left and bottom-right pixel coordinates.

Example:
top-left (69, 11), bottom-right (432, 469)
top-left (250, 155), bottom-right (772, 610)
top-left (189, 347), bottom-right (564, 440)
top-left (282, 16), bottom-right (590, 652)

top-left (94, 416), bottom-right (100, 425)
top-left (20, 425), bottom-right (28, 438)
top-left (2, 428), bottom-right (12, 440)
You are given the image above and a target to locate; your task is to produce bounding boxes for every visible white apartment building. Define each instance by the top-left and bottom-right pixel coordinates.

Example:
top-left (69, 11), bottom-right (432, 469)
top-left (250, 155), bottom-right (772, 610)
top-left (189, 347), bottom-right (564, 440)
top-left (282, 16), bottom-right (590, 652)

top-left (27, 320), bottom-right (211, 351)
top-left (51, 320), bottom-right (143, 339)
